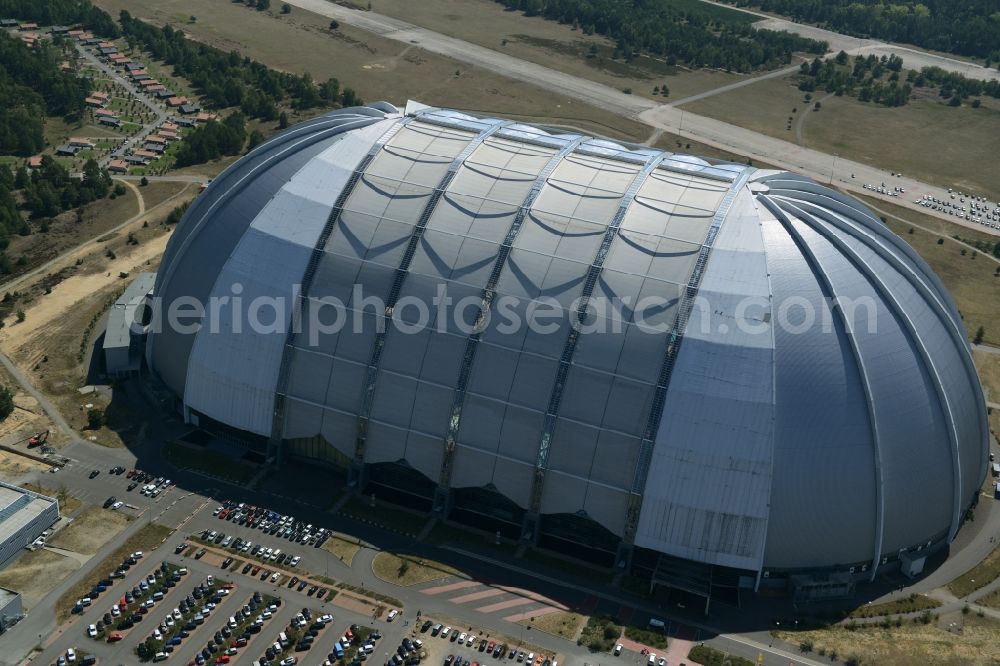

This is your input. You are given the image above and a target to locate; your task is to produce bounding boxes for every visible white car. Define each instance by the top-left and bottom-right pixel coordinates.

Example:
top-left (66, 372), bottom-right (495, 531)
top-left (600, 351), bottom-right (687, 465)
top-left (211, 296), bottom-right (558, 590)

top-left (441, 626), bottom-right (451, 638)
top-left (270, 571), bottom-right (280, 582)
top-left (111, 605), bottom-right (120, 617)
top-left (153, 628), bottom-right (162, 640)
top-left (458, 633), bottom-right (467, 644)
top-left (387, 609), bottom-right (399, 622)
top-left (66, 648), bottom-right (76, 663)
top-left (289, 555), bottom-right (301, 567)
top-left (87, 624), bottom-right (97, 638)
top-left (112, 501), bottom-right (123, 510)
top-left (614, 644), bottom-right (623, 656)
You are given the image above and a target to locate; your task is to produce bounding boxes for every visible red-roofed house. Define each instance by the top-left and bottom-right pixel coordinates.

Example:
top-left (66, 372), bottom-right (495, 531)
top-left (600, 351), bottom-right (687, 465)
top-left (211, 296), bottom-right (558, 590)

top-left (69, 137), bottom-right (95, 148)
top-left (146, 85), bottom-right (166, 93)
top-left (166, 97), bottom-right (188, 108)
top-left (85, 97), bottom-right (106, 108)
top-left (159, 130), bottom-right (178, 141)
top-left (60, 61), bottom-right (73, 72)
top-left (97, 41), bottom-right (114, 48)
top-left (18, 22), bottom-right (38, 31)
top-left (145, 135), bottom-right (167, 145)
top-left (160, 122), bottom-right (179, 132)
top-left (195, 112), bottom-right (219, 123)
top-left (68, 30), bottom-right (84, 37)
top-left (139, 79), bottom-right (160, 88)
top-left (91, 91), bottom-right (109, 101)
top-left (108, 160), bottom-right (129, 174)
top-left (134, 149), bottom-right (158, 159)
top-left (129, 69), bottom-right (148, 78)
top-left (27, 156), bottom-right (43, 169)
top-left (94, 108), bottom-right (115, 117)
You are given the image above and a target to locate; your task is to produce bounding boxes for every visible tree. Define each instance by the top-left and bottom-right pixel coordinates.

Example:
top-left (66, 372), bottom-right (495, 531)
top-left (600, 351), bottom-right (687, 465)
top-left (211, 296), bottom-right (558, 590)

top-left (278, 111), bottom-right (289, 129)
top-left (835, 50), bottom-right (848, 65)
top-left (975, 326), bottom-right (985, 345)
top-left (256, 0), bottom-right (271, 10)
top-left (87, 408), bottom-right (106, 429)
top-left (281, 3), bottom-right (291, 13)
top-left (247, 129), bottom-right (265, 151)
top-left (140, 176), bottom-right (149, 186)
top-left (329, 19), bottom-right (339, 30)
top-left (0, 386), bottom-right (12, 420)
top-left (15, 309), bottom-right (25, 323)
top-left (814, 101), bottom-right (821, 110)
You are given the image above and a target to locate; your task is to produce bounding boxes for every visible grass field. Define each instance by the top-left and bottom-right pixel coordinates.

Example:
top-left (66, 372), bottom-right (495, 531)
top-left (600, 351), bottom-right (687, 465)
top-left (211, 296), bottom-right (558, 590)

top-left (973, 350), bottom-right (1000, 436)
top-left (949, 538), bottom-right (1000, 598)
top-left (48, 506), bottom-right (131, 556)
top-left (776, 613), bottom-right (1000, 666)
top-left (370, 0), bottom-right (748, 103)
top-left (91, 0), bottom-right (651, 143)
top-left (518, 610), bottom-right (584, 641)
top-left (0, 549), bottom-right (80, 610)
top-left (848, 593), bottom-right (942, 619)
top-left (56, 522), bottom-right (173, 621)
top-left (321, 534), bottom-right (363, 566)
top-left (687, 75), bottom-right (1000, 201)
top-left (371, 552), bottom-right (462, 586)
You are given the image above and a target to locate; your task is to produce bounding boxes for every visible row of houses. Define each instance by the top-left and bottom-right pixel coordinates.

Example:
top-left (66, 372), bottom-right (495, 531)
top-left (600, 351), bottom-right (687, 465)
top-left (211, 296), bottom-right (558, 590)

top-left (108, 121), bottom-right (188, 173)
top-left (85, 90), bottom-right (123, 128)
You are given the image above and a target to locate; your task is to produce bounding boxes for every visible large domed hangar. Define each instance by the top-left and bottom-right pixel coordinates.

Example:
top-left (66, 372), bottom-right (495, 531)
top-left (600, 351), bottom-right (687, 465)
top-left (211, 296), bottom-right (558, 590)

top-left (146, 102), bottom-right (987, 599)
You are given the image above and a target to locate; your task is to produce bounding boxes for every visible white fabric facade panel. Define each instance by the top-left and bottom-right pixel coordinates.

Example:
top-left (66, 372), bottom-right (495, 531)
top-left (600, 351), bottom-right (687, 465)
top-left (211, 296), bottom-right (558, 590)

top-left (635, 187), bottom-right (775, 571)
top-left (187, 119), bottom-right (397, 436)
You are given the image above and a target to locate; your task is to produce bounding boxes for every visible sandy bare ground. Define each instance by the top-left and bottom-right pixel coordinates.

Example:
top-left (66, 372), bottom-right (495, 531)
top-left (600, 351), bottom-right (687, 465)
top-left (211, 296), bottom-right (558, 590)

top-left (0, 233), bottom-right (170, 352)
top-left (47, 506), bottom-right (130, 556)
top-left (0, 549), bottom-right (80, 610)
top-left (0, 450), bottom-right (49, 477)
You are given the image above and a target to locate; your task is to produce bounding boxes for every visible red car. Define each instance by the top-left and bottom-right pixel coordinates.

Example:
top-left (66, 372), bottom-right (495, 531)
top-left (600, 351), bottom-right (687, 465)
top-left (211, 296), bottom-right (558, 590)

top-left (106, 631), bottom-right (123, 643)
top-left (232, 638), bottom-right (248, 648)
top-left (215, 656), bottom-right (230, 664)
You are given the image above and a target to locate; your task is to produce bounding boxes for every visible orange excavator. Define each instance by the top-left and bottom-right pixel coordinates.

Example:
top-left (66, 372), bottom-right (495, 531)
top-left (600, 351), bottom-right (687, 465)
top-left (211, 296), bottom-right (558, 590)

top-left (27, 430), bottom-right (49, 448)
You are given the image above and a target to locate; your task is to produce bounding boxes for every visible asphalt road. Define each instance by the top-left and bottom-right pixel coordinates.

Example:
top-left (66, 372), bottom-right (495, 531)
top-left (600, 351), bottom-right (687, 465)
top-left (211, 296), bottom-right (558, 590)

top-left (282, 0), bottom-right (1000, 238)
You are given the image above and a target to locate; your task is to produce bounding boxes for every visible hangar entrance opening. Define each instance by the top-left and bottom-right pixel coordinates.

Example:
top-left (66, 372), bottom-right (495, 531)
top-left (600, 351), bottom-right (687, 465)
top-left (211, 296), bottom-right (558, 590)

top-left (363, 462), bottom-right (435, 513)
top-left (538, 513), bottom-right (619, 568)
top-left (450, 486), bottom-right (524, 540)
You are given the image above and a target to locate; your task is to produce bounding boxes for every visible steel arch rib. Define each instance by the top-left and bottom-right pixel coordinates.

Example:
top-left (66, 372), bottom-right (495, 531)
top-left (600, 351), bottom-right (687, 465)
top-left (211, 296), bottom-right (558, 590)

top-left (621, 168), bottom-right (751, 546)
top-left (527, 152), bottom-right (667, 516)
top-left (776, 195), bottom-right (966, 546)
top-left (352, 119), bottom-right (510, 463)
top-left (270, 117), bottom-right (413, 443)
top-left (437, 134), bottom-right (587, 490)
top-left (759, 196), bottom-right (886, 581)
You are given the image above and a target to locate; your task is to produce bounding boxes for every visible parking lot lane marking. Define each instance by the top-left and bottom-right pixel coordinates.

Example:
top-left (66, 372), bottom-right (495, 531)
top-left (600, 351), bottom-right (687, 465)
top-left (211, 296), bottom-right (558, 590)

top-left (420, 580), bottom-right (480, 595)
top-left (501, 605), bottom-right (562, 623)
top-left (475, 596), bottom-right (536, 614)
top-left (448, 587), bottom-right (506, 604)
